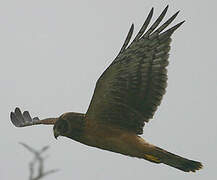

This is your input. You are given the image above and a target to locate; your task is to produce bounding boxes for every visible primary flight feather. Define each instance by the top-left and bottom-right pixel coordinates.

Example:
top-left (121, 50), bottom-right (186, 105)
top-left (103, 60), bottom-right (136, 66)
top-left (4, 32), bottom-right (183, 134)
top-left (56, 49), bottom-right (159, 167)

top-left (10, 6), bottom-right (202, 172)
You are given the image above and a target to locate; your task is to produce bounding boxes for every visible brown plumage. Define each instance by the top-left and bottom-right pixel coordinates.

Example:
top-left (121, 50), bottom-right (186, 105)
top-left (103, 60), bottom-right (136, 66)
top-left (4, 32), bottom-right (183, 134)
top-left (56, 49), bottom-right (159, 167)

top-left (10, 6), bottom-right (202, 172)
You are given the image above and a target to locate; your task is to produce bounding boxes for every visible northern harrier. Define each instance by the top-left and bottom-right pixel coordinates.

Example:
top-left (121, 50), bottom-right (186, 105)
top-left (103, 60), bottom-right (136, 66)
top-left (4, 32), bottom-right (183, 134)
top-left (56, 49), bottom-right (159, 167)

top-left (11, 6), bottom-right (202, 172)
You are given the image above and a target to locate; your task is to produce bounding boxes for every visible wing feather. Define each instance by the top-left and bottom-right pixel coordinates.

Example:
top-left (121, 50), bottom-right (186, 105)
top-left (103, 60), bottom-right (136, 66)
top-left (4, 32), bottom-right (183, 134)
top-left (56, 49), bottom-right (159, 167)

top-left (143, 5), bottom-right (168, 37)
top-left (86, 6), bottom-right (184, 134)
top-left (133, 7), bottom-right (154, 42)
top-left (10, 107), bottom-right (57, 127)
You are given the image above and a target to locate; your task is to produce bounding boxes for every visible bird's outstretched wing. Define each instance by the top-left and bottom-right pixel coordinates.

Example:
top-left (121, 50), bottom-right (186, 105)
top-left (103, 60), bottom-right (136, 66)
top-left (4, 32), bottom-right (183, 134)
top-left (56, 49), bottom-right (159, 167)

top-left (10, 107), bottom-right (57, 127)
top-left (86, 6), bottom-right (184, 134)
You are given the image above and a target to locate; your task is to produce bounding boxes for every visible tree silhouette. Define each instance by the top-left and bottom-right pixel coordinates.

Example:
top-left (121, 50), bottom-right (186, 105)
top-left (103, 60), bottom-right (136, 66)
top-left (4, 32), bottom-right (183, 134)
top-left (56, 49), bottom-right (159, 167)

top-left (20, 143), bottom-right (58, 180)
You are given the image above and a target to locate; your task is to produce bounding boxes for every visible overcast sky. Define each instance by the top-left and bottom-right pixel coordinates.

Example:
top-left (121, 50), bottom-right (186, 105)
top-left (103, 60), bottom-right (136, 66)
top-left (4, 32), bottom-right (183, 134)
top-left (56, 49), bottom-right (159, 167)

top-left (1, 0), bottom-right (216, 179)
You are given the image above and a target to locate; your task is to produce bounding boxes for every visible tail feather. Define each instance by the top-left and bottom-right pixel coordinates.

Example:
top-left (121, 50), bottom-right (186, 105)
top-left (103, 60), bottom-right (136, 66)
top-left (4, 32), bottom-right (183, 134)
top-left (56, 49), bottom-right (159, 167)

top-left (145, 146), bottom-right (203, 172)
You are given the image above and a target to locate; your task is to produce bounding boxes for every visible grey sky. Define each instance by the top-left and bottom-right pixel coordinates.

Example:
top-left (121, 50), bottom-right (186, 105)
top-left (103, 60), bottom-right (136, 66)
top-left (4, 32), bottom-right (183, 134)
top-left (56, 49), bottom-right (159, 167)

top-left (1, 0), bottom-right (216, 179)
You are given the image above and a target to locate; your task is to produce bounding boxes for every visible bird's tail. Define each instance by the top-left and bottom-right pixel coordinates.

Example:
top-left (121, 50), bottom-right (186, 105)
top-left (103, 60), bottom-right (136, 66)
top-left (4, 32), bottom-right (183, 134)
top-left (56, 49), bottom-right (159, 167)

top-left (143, 146), bottom-right (202, 172)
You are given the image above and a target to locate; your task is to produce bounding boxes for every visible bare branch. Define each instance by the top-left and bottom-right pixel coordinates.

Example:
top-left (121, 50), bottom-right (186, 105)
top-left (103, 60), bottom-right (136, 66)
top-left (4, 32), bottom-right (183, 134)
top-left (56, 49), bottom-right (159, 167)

top-left (20, 142), bottom-right (59, 180)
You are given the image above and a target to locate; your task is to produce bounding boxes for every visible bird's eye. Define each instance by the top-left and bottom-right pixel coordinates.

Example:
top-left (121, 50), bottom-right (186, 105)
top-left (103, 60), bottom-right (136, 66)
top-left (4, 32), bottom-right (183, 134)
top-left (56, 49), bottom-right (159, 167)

top-left (57, 120), bottom-right (69, 133)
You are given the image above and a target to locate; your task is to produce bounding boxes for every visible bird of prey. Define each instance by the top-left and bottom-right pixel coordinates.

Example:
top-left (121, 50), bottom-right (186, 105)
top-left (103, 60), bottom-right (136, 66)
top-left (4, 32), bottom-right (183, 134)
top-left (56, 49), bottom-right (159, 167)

top-left (11, 6), bottom-right (202, 172)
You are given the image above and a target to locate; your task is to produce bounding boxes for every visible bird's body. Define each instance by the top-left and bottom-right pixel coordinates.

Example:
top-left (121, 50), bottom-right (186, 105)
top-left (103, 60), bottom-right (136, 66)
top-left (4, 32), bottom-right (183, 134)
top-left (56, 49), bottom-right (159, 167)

top-left (53, 112), bottom-right (202, 172)
top-left (11, 6), bottom-right (203, 172)
top-left (57, 113), bottom-right (156, 160)
top-left (82, 125), bottom-right (202, 170)
top-left (84, 123), bottom-right (147, 158)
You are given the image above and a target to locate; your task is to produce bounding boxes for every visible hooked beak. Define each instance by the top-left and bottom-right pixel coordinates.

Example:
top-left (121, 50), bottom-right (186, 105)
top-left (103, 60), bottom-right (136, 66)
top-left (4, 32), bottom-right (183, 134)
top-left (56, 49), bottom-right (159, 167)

top-left (54, 129), bottom-right (60, 139)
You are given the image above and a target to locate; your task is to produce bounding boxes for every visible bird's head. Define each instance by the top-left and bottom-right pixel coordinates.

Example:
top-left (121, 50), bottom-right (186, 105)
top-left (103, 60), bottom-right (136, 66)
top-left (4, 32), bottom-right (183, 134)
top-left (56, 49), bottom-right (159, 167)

top-left (53, 114), bottom-right (70, 139)
top-left (53, 112), bottom-right (85, 140)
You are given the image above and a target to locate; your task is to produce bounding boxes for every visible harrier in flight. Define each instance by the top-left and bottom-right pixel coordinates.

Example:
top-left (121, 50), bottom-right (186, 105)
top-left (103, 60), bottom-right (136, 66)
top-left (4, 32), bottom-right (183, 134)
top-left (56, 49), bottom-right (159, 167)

top-left (11, 6), bottom-right (202, 172)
